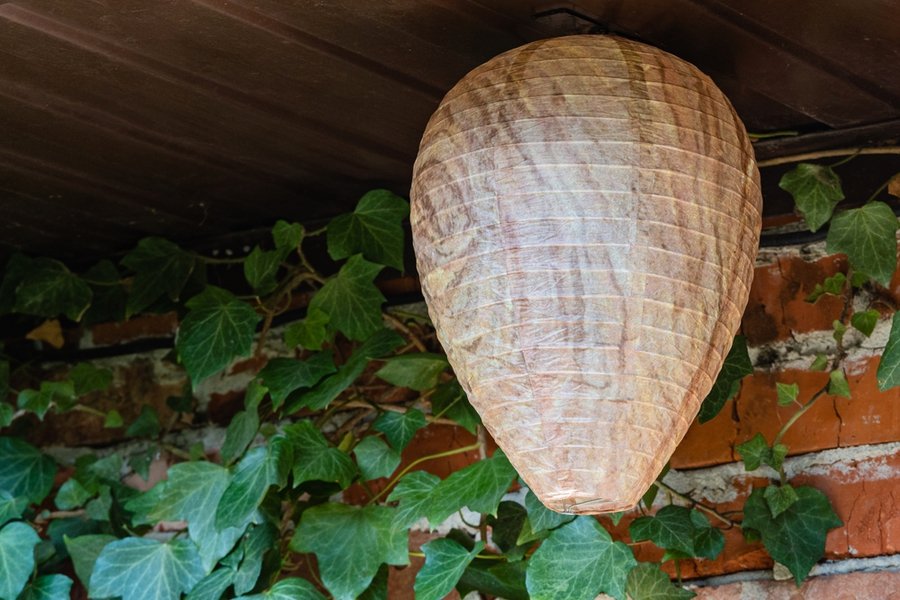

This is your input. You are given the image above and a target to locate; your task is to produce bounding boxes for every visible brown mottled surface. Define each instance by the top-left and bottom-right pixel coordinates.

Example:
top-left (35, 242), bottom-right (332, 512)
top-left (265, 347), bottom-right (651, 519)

top-left (411, 35), bottom-right (761, 513)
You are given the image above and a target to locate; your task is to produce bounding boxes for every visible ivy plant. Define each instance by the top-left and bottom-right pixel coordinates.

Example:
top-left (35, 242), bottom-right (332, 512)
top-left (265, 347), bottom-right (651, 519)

top-left (0, 166), bottom-right (896, 599)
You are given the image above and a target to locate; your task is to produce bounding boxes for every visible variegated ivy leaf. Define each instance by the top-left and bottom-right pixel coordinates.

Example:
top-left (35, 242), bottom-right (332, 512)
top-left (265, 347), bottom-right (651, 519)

top-left (89, 537), bottom-right (206, 600)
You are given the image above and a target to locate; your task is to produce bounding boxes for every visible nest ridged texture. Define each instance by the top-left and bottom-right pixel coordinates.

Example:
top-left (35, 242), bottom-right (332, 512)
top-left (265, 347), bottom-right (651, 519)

top-left (411, 35), bottom-right (762, 514)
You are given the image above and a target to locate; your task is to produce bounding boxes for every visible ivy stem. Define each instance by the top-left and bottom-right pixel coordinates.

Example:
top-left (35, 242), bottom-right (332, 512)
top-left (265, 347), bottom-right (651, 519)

top-left (367, 442), bottom-right (481, 505)
top-left (828, 149), bottom-right (861, 168)
top-left (865, 175), bottom-right (895, 204)
top-left (652, 480), bottom-right (735, 528)
top-left (756, 145), bottom-right (900, 168)
top-left (34, 509), bottom-right (86, 523)
top-left (384, 312), bottom-right (427, 352)
top-left (71, 404), bottom-right (107, 418)
top-left (408, 550), bottom-right (504, 561)
top-left (192, 253), bottom-right (246, 265)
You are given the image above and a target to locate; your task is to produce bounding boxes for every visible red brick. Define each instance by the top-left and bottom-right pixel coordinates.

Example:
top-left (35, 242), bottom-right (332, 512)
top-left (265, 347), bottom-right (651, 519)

top-left (91, 312), bottom-right (178, 345)
top-left (692, 570), bottom-right (900, 599)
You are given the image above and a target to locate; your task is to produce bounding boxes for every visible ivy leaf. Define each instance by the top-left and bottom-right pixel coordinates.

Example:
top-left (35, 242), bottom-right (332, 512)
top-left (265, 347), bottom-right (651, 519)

top-left (243, 247), bottom-right (281, 296)
top-left (779, 163), bottom-right (844, 233)
top-left (624, 563), bottom-right (695, 600)
top-left (810, 354), bottom-right (829, 371)
top-left (89, 537), bottom-right (206, 600)
top-left (689, 510), bottom-right (724, 560)
top-left (153, 462), bottom-right (250, 571)
top-left (121, 237), bottom-right (197, 316)
top-left (735, 433), bottom-right (773, 471)
top-left (806, 272), bottom-right (847, 303)
top-left (327, 189), bottom-right (409, 270)
top-left (832, 319), bottom-right (847, 344)
top-left (459, 560), bottom-right (528, 600)
top-left (826, 202), bottom-right (898, 286)
top-left (69, 363), bottom-right (113, 396)
top-left (284, 421), bottom-right (357, 489)
top-left (431, 379), bottom-right (481, 434)
top-left (284, 308), bottom-right (330, 351)
top-left (215, 447), bottom-right (273, 530)
top-left (18, 574), bottom-right (73, 600)
top-left (308, 255), bottom-right (385, 341)
top-left (387, 470), bottom-right (440, 528)
top-left (698, 335), bottom-right (752, 422)
top-left (64, 534), bottom-right (116, 588)
top-left (185, 568), bottom-right (236, 600)
top-left (0, 253), bottom-right (32, 314)
top-left (0, 403), bottom-right (11, 429)
top-left (373, 408), bottom-right (427, 451)
top-left (0, 521), bottom-right (40, 600)
top-left (776, 382), bottom-right (799, 407)
top-left (629, 505), bottom-right (696, 556)
top-left (290, 503), bottom-right (409, 600)
top-left (0, 491), bottom-right (28, 527)
top-left (488, 501), bottom-right (528, 554)
top-left (13, 258), bottom-right (92, 321)
top-left (82, 260), bottom-right (127, 324)
top-left (354, 436), bottom-right (401, 480)
top-left (18, 381), bottom-right (76, 420)
top-left (415, 539), bottom-right (484, 600)
top-left (359, 565), bottom-right (388, 600)
top-left (851, 309), bottom-right (879, 337)
top-left (235, 577), bottom-right (325, 600)
top-left (126, 405), bottom-right (161, 438)
top-left (176, 286), bottom-right (262, 382)
top-left (257, 353), bottom-right (336, 409)
top-left (233, 522), bottom-right (276, 595)
top-left (526, 516), bottom-right (636, 600)
top-left (272, 220), bottom-right (304, 252)
top-left (375, 353), bottom-right (448, 391)
top-left (0, 437), bottom-right (56, 504)
top-left (878, 312), bottom-right (900, 390)
top-left (764, 484), bottom-right (800, 519)
top-left (425, 451), bottom-right (517, 526)
top-left (523, 489), bottom-right (574, 537)
top-left (743, 486), bottom-right (842, 584)
top-left (290, 329), bottom-right (403, 413)
top-left (0, 360), bottom-right (8, 404)
top-left (221, 408), bottom-right (260, 466)
top-left (828, 370), bottom-right (851, 398)
top-left (56, 478), bottom-right (93, 510)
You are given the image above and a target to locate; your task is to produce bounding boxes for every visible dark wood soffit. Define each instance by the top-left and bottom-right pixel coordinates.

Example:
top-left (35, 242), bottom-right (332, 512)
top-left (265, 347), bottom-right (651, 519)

top-left (0, 0), bottom-right (898, 264)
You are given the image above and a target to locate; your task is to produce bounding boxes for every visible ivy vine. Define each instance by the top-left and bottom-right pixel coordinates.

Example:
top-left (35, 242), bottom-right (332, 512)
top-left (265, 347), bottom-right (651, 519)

top-left (0, 165), bottom-right (897, 600)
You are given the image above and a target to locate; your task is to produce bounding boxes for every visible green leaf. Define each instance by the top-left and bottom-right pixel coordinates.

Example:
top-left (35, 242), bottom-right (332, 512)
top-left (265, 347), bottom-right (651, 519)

top-left (691, 511), bottom-right (725, 560)
top-left (308, 255), bottom-right (385, 341)
top-left (425, 451), bottom-right (517, 526)
top-left (624, 563), bottom-right (695, 600)
top-left (0, 404), bottom-right (11, 429)
top-left (358, 565), bottom-right (388, 600)
top-left (698, 335), bottom-right (752, 422)
top-left (526, 516), bottom-right (636, 600)
top-left (154, 461), bottom-right (250, 571)
top-left (69, 363), bottom-right (113, 396)
top-left (373, 408), bottom-right (427, 451)
top-left (0, 491), bottom-right (27, 527)
top-left (735, 433), bottom-right (772, 471)
top-left (810, 354), bottom-right (828, 371)
top-left (833, 319), bottom-right (847, 344)
top-left (415, 538), bottom-right (484, 600)
top-left (523, 489), bottom-right (574, 534)
top-left (121, 237), bottom-right (196, 316)
top-left (327, 189), bottom-right (409, 270)
top-left (770, 443), bottom-right (789, 472)
top-left (82, 260), bottom-right (127, 324)
top-left (878, 312), bottom-right (900, 390)
top-left (291, 329), bottom-right (403, 413)
top-left (233, 523), bottom-right (276, 596)
top-left (0, 437), bottom-right (56, 504)
top-left (13, 258), bottom-right (92, 321)
top-left (806, 272), bottom-right (847, 303)
top-left (257, 353), bottom-right (335, 409)
top-left (776, 382), bottom-right (799, 407)
top-left (89, 537), bottom-right (206, 600)
top-left (828, 369), bottom-right (851, 398)
top-left (221, 409), bottom-right (259, 466)
top-left (272, 220), bottom-right (304, 252)
top-left (0, 360), bottom-right (8, 404)
top-left (17, 380), bottom-right (76, 420)
top-left (779, 163), bottom-right (844, 233)
top-left (18, 575), bottom-right (73, 600)
top-left (185, 568), bottom-right (236, 600)
top-left (743, 485), bottom-right (842, 584)
top-left (176, 286), bottom-right (262, 382)
top-left (354, 436), bottom-right (400, 480)
top-left (243, 246), bottom-right (281, 295)
top-left (284, 421), bottom-right (357, 489)
top-left (235, 577), bottom-right (325, 600)
top-left (458, 560), bottom-right (529, 600)
top-left (284, 308), bottom-right (330, 351)
top-left (64, 534), bottom-right (116, 588)
top-left (0, 521), bottom-right (40, 599)
top-left (826, 202), bottom-right (898, 286)
top-left (387, 470), bottom-right (440, 528)
top-left (375, 353), bottom-right (448, 391)
top-left (56, 478), bottom-right (92, 510)
top-left (0, 254), bottom-right (32, 314)
top-left (216, 447), bottom-right (273, 531)
top-left (290, 503), bottom-right (409, 600)
top-left (126, 405), bottom-right (161, 438)
top-left (488, 501), bottom-right (528, 554)
top-left (629, 505), bottom-right (696, 556)
top-left (764, 484), bottom-right (800, 519)
top-left (851, 309), bottom-right (879, 337)
top-left (431, 379), bottom-right (481, 434)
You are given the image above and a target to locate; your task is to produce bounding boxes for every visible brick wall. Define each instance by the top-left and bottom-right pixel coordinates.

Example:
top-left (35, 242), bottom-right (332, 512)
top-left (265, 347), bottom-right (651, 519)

top-left (14, 237), bottom-right (900, 599)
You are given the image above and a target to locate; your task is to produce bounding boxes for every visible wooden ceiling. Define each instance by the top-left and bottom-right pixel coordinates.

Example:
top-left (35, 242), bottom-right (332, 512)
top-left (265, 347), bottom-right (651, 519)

top-left (1, 0), bottom-right (898, 262)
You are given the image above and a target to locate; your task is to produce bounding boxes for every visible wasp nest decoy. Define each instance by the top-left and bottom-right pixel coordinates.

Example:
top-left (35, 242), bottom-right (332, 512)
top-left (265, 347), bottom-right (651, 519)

top-left (411, 35), bottom-right (761, 513)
